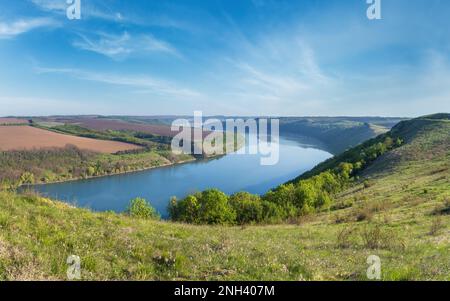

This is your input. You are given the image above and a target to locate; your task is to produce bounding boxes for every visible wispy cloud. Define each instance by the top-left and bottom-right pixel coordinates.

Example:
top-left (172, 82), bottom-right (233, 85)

top-left (72, 31), bottom-right (180, 60)
top-left (0, 18), bottom-right (57, 39)
top-left (35, 66), bottom-right (201, 99)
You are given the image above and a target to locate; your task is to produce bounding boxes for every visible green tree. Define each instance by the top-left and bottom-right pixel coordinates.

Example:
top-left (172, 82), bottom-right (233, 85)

top-left (229, 192), bottom-right (264, 224)
top-left (197, 189), bottom-right (236, 225)
top-left (20, 172), bottom-right (35, 185)
top-left (337, 162), bottom-right (354, 180)
top-left (86, 166), bottom-right (96, 177)
top-left (127, 197), bottom-right (160, 220)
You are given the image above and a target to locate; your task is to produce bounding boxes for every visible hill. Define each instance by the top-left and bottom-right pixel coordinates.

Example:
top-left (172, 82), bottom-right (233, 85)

top-left (278, 117), bottom-right (406, 154)
top-left (0, 114), bottom-right (448, 280)
top-left (296, 114), bottom-right (449, 180)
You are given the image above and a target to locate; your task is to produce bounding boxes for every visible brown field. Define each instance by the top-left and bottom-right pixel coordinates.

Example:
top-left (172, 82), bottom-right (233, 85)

top-left (0, 118), bottom-right (29, 125)
top-left (53, 117), bottom-right (211, 138)
top-left (68, 118), bottom-right (179, 137)
top-left (0, 126), bottom-right (141, 153)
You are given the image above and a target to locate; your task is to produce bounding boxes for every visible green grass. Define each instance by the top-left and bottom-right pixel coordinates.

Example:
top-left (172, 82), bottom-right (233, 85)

top-left (0, 114), bottom-right (448, 280)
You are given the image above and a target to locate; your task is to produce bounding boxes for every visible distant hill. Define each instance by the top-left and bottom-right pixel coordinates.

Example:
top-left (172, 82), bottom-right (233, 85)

top-left (278, 117), bottom-right (407, 154)
top-left (22, 115), bottom-right (407, 155)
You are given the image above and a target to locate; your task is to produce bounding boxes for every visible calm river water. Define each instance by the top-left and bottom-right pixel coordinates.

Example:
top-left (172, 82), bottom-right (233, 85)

top-left (29, 136), bottom-right (332, 218)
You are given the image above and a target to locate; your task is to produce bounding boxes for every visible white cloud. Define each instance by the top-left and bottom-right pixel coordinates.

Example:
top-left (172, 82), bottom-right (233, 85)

top-left (0, 18), bottom-right (57, 39)
top-left (35, 66), bottom-right (201, 99)
top-left (72, 31), bottom-right (180, 60)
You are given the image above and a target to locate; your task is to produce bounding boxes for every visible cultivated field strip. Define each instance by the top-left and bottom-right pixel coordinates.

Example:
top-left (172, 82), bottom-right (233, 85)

top-left (0, 126), bottom-right (142, 153)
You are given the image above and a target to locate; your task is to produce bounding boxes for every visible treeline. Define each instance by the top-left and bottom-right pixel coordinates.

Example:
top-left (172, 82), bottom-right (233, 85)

top-left (296, 133), bottom-right (404, 181)
top-left (169, 135), bottom-right (404, 225)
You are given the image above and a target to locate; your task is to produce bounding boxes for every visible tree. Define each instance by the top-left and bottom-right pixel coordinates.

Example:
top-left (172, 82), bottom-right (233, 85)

top-left (20, 172), bottom-right (35, 185)
top-left (337, 162), bottom-right (354, 180)
top-left (197, 189), bottom-right (236, 225)
top-left (86, 166), bottom-right (96, 177)
top-left (180, 195), bottom-right (201, 223)
top-left (229, 192), bottom-right (264, 224)
top-left (127, 197), bottom-right (160, 220)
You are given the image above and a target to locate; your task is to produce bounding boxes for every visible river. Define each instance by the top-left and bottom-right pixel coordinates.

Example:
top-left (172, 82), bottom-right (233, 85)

top-left (29, 136), bottom-right (332, 218)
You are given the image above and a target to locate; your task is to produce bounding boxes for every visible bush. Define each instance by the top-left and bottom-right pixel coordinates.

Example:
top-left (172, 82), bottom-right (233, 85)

top-left (337, 226), bottom-right (356, 248)
top-left (261, 201), bottom-right (285, 223)
top-left (127, 197), bottom-right (160, 220)
top-left (363, 179), bottom-right (375, 189)
top-left (168, 195), bottom-right (200, 223)
top-left (429, 217), bottom-right (444, 236)
top-left (229, 192), bottom-right (264, 224)
top-left (360, 225), bottom-right (403, 250)
top-left (20, 172), bottom-right (35, 185)
top-left (432, 198), bottom-right (450, 216)
top-left (169, 189), bottom-right (236, 225)
top-left (197, 189), bottom-right (236, 225)
top-left (354, 207), bottom-right (374, 222)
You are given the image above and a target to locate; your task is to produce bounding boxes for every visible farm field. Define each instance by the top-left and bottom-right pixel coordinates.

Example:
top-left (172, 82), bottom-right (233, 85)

top-left (0, 118), bottom-right (28, 125)
top-left (41, 117), bottom-right (178, 137)
top-left (0, 126), bottom-right (141, 153)
top-left (36, 116), bottom-right (213, 139)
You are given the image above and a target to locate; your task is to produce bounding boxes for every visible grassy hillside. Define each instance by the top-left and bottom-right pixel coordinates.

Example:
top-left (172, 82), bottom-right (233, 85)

top-left (0, 115), bottom-right (448, 280)
top-left (297, 114), bottom-right (449, 180)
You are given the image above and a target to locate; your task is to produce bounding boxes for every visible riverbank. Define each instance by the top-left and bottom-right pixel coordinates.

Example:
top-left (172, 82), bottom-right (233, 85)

top-left (20, 157), bottom-right (198, 188)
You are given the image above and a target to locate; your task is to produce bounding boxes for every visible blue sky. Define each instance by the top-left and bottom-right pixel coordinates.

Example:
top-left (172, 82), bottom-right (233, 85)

top-left (0, 0), bottom-right (449, 116)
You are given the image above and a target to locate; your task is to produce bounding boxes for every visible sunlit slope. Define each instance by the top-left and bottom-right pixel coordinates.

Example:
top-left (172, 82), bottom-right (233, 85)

top-left (297, 114), bottom-right (450, 180)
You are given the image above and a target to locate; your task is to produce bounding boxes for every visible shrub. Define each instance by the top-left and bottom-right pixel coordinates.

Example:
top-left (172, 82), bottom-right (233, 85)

top-left (429, 217), bottom-right (444, 236)
top-left (360, 225), bottom-right (403, 250)
top-left (127, 197), bottom-right (160, 220)
top-left (354, 207), bottom-right (374, 222)
top-left (261, 201), bottom-right (285, 223)
top-left (331, 199), bottom-right (354, 210)
top-left (337, 226), bottom-right (356, 248)
top-left (197, 189), bottom-right (236, 225)
top-left (20, 172), bottom-right (35, 185)
top-left (432, 198), bottom-right (450, 216)
top-left (229, 192), bottom-right (264, 224)
top-left (363, 179), bottom-right (375, 189)
top-left (169, 195), bottom-right (200, 223)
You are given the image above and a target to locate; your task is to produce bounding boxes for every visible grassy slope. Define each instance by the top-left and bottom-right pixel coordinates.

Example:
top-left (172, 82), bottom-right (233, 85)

top-left (0, 116), bottom-right (449, 280)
